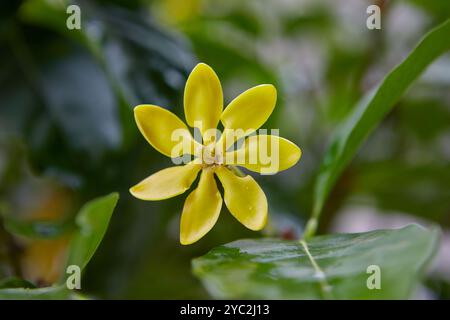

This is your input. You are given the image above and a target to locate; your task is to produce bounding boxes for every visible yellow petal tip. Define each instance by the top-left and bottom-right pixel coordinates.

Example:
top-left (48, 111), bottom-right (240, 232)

top-left (129, 185), bottom-right (151, 201)
top-left (296, 147), bottom-right (302, 162)
top-left (291, 145), bottom-right (302, 165)
top-left (189, 62), bottom-right (215, 77)
top-left (263, 83), bottom-right (276, 91)
top-left (180, 237), bottom-right (195, 246)
top-left (129, 185), bottom-right (138, 197)
top-left (133, 104), bottom-right (149, 113)
top-left (245, 210), bottom-right (268, 231)
top-left (257, 84), bottom-right (277, 97)
top-left (194, 62), bottom-right (212, 70)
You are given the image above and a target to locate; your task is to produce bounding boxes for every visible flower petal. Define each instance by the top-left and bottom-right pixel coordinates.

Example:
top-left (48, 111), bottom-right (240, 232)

top-left (225, 135), bottom-right (301, 174)
top-left (219, 84), bottom-right (276, 147)
top-left (130, 163), bottom-right (201, 200)
top-left (215, 166), bottom-right (267, 230)
top-left (134, 105), bottom-right (200, 158)
top-left (184, 63), bottom-right (223, 144)
top-left (180, 168), bottom-right (222, 245)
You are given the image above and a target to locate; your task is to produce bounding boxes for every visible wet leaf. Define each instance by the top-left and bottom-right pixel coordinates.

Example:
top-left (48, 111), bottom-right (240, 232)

top-left (193, 225), bottom-right (439, 299)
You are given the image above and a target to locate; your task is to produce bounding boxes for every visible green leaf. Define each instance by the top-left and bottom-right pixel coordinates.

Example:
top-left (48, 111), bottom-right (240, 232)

top-left (192, 225), bottom-right (439, 299)
top-left (39, 50), bottom-right (123, 161)
top-left (310, 20), bottom-right (450, 232)
top-left (0, 285), bottom-right (69, 300)
top-left (65, 193), bottom-right (119, 272)
top-left (3, 218), bottom-right (72, 239)
top-left (0, 192), bottom-right (118, 301)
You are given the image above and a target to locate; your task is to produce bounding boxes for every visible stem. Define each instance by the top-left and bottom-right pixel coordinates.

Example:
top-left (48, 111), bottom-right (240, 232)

top-left (303, 202), bottom-right (322, 240)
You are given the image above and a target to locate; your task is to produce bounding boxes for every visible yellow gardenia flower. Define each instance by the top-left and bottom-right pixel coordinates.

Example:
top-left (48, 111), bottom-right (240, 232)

top-left (130, 63), bottom-right (302, 245)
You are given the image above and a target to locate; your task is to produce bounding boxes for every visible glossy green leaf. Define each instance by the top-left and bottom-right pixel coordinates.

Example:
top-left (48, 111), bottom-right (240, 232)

top-left (65, 193), bottom-right (119, 271)
top-left (311, 20), bottom-right (450, 226)
top-left (193, 225), bottom-right (439, 299)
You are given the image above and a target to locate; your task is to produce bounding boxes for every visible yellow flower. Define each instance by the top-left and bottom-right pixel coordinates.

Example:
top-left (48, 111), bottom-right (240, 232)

top-left (130, 63), bottom-right (301, 245)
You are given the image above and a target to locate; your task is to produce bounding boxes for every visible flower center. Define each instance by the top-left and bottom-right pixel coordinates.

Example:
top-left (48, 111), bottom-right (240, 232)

top-left (201, 143), bottom-right (223, 167)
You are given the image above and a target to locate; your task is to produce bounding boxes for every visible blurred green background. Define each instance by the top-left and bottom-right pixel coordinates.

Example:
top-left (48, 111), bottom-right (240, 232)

top-left (0, 0), bottom-right (449, 299)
